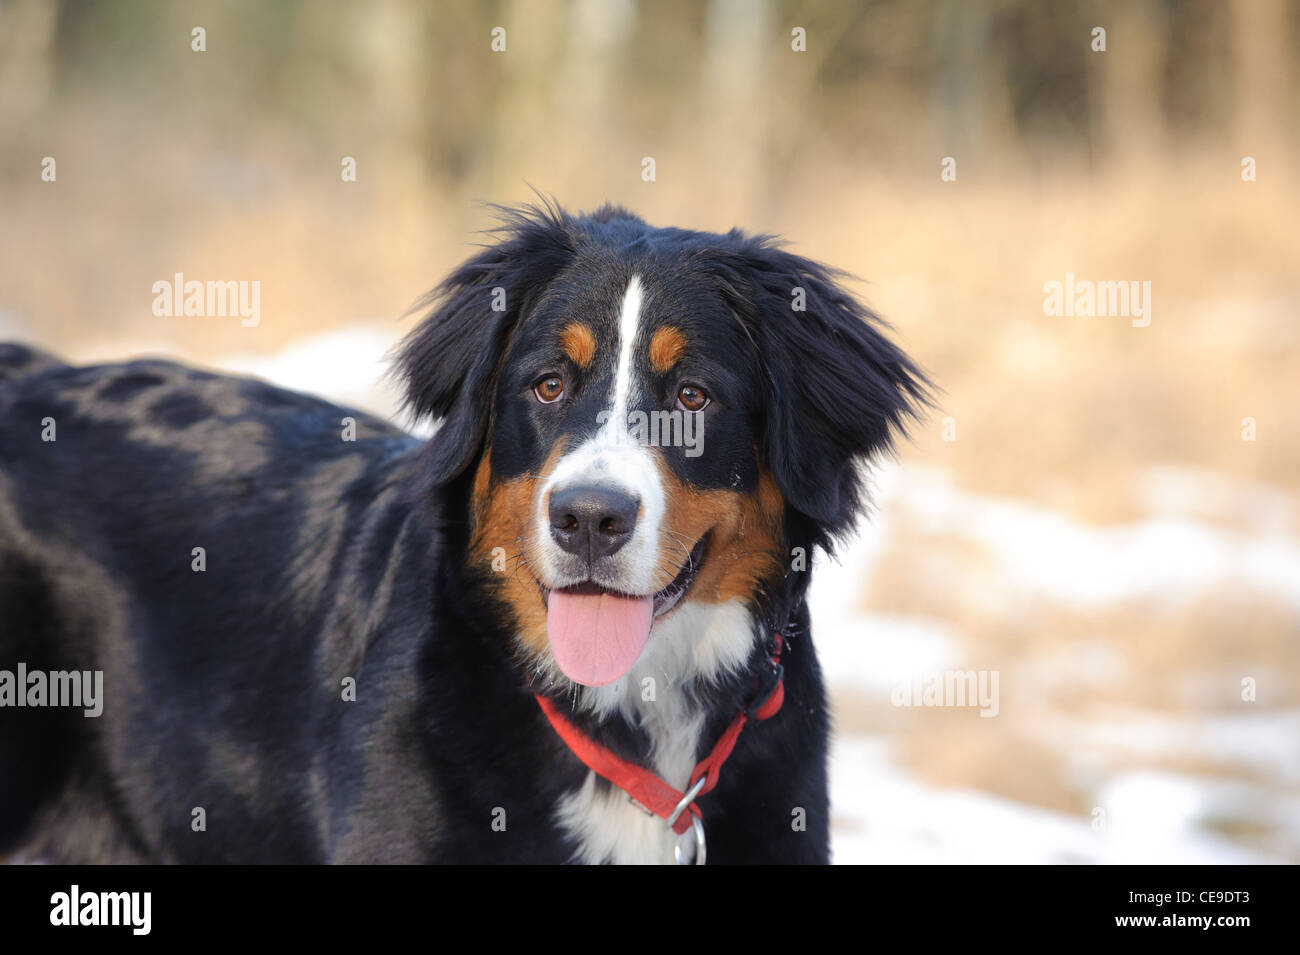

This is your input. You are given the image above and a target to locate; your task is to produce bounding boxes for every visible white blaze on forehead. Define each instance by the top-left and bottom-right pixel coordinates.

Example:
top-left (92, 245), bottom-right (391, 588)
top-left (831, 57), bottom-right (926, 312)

top-left (608, 275), bottom-right (644, 430)
top-left (535, 274), bottom-right (666, 592)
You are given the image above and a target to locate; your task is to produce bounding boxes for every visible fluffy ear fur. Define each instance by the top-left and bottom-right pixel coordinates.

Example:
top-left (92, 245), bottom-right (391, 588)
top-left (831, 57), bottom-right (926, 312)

top-left (713, 238), bottom-right (930, 546)
top-left (395, 204), bottom-right (576, 487)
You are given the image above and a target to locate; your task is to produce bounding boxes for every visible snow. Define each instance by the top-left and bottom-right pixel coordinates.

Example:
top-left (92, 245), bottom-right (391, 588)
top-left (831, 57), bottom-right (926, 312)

top-left (814, 463), bottom-right (1299, 864)
top-left (829, 737), bottom-right (1285, 864)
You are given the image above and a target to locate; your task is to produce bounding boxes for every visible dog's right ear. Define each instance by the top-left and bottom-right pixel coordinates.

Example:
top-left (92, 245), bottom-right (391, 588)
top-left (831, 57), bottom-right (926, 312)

top-left (396, 205), bottom-right (576, 487)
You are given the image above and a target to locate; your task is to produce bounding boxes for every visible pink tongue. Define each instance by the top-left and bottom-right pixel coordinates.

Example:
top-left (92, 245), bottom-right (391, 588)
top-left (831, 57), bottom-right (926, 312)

top-left (546, 587), bottom-right (654, 686)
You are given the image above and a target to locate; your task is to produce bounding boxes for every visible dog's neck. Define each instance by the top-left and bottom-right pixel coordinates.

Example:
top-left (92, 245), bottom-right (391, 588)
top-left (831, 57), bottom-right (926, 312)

top-left (571, 598), bottom-right (758, 786)
top-left (503, 555), bottom-right (804, 864)
top-left (517, 598), bottom-right (760, 774)
top-left (544, 599), bottom-right (765, 865)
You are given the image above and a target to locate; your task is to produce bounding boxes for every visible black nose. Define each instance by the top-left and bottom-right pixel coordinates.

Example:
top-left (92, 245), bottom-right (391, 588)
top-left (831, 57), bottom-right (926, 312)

top-left (549, 485), bottom-right (639, 563)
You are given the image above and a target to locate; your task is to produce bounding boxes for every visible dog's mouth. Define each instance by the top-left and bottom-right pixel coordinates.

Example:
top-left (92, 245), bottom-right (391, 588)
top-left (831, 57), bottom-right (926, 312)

top-left (537, 536), bottom-right (707, 687)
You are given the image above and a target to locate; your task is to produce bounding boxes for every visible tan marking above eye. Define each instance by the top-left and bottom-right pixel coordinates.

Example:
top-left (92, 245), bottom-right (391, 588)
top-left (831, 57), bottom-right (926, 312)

top-left (559, 323), bottom-right (597, 369)
top-left (648, 326), bottom-right (686, 373)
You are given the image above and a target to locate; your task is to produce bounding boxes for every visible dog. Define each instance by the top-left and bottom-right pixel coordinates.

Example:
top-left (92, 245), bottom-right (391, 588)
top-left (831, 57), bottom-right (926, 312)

top-left (0, 202), bottom-right (926, 863)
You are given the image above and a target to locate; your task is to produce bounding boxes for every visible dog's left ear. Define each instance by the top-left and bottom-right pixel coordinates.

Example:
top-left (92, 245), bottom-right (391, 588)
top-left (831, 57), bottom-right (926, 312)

top-left (724, 243), bottom-right (930, 543)
top-left (396, 206), bottom-right (576, 486)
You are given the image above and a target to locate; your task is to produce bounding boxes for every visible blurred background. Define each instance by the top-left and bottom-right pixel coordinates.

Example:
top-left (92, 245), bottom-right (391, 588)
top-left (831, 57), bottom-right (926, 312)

top-left (1, 0), bottom-right (1296, 862)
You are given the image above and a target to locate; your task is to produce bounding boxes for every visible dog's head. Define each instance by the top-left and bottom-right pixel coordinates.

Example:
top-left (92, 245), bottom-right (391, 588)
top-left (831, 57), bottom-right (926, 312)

top-left (398, 202), bottom-right (927, 689)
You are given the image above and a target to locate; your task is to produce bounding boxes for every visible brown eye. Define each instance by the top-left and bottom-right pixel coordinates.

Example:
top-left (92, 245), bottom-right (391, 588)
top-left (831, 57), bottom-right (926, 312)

top-left (676, 383), bottom-right (709, 412)
top-left (534, 375), bottom-right (565, 404)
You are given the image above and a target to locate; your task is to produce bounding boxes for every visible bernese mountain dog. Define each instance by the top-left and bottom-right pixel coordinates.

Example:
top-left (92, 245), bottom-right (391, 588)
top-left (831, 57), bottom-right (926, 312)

top-left (0, 202), bottom-right (927, 864)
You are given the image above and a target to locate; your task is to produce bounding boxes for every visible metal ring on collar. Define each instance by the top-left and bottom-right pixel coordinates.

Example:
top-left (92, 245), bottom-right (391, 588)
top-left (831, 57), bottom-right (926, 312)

top-left (668, 776), bottom-right (708, 865)
top-left (666, 775), bottom-right (707, 829)
top-left (674, 813), bottom-right (707, 865)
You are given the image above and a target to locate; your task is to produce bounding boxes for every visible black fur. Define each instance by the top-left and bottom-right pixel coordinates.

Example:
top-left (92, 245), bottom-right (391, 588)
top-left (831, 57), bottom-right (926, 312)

top-left (0, 203), bottom-right (926, 863)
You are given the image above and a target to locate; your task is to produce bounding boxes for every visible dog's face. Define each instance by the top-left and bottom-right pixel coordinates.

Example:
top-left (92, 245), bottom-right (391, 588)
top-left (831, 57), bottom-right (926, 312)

top-left (475, 265), bottom-right (786, 686)
top-left (399, 204), bottom-right (925, 688)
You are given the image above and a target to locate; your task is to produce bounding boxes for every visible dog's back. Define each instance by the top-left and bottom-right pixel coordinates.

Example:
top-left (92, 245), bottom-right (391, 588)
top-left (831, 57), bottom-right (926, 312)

top-left (0, 344), bottom-right (438, 861)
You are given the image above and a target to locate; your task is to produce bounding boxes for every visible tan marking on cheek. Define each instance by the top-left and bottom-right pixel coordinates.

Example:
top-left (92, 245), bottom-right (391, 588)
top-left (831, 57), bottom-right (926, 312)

top-left (471, 451), bottom-right (493, 514)
top-left (469, 444), bottom-right (569, 660)
top-left (648, 326), bottom-right (686, 373)
top-left (652, 454), bottom-right (785, 607)
top-left (559, 322), bottom-right (598, 369)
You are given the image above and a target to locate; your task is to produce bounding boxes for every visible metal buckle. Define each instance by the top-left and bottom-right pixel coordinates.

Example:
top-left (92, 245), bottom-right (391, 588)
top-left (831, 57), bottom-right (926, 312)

top-left (674, 814), bottom-right (706, 866)
top-left (667, 776), bottom-right (708, 865)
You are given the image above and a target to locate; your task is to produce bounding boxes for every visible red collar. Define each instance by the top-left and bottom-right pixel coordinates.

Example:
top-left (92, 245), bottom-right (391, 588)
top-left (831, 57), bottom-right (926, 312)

top-left (533, 634), bottom-right (785, 841)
